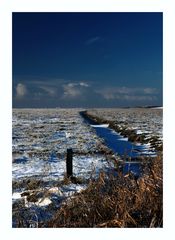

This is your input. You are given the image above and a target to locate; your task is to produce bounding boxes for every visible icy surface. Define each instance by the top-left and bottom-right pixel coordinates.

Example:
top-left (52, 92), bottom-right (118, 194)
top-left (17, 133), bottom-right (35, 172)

top-left (12, 108), bottom-right (114, 217)
top-left (90, 124), bottom-right (157, 158)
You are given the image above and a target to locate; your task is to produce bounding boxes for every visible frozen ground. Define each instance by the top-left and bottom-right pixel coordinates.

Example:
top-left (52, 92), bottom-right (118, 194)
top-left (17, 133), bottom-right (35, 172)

top-left (12, 108), bottom-right (162, 227)
top-left (12, 109), bottom-right (113, 175)
top-left (87, 108), bottom-right (163, 149)
top-left (12, 109), bottom-right (116, 226)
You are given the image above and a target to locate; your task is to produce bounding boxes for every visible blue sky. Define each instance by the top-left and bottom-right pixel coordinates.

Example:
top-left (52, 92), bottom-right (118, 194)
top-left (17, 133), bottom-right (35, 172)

top-left (13, 12), bottom-right (162, 108)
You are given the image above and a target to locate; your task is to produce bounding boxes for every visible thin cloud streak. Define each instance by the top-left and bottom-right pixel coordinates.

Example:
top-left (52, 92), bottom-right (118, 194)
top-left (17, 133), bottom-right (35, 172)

top-left (39, 86), bottom-right (57, 96)
top-left (85, 36), bottom-right (101, 45)
top-left (96, 87), bottom-right (159, 101)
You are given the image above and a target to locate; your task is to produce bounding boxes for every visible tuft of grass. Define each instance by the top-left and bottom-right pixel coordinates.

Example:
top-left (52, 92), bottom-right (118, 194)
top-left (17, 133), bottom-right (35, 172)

top-left (13, 178), bottom-right (44, 191)
top-left (57, 175), bottom-right (87, 186)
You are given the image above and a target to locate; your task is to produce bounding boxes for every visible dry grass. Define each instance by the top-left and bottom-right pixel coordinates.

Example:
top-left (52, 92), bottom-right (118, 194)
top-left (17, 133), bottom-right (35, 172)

top-left (13, 155), bottom-right (162, 228)
top-left (44, 155), bottom-right (162, 228)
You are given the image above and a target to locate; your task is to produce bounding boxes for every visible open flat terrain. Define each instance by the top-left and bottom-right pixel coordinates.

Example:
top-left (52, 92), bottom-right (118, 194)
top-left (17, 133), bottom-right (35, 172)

top-left (12, 108), bottom-right (163, 227)
top-left (12, 108), bottom-right (116, 227)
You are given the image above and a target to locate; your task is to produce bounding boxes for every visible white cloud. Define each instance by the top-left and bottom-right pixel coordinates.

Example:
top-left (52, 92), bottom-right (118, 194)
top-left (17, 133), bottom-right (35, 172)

top-left (97, 87), bottom-right (158, 101)
top-left (79, 82), bottom-right (89, 87)
top-left (122, 95), bottom-right (156, 101)
top-left (16, 83), bottom-right (27, 98)
top-left (143, 88), bottom-right (158, 94)
top-left (63, 84), bottom-right (81, 98)
top-left (39, 86), bottom-right (56, 96)
top-left (15, 79), bottom-right (90, 101)
top-left (62, 82), bottom-right (90, 99)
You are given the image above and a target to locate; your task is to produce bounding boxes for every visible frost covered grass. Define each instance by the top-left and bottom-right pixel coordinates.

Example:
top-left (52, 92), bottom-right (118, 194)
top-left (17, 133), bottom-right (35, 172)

top-left (45, 154), bottom-right (163, 228)
top-left (85, 108), bottom-right (163, 151)
top-left (12, 108), bottom-right (163, 228)
top-left (12, 109), bottom-right (117, 227)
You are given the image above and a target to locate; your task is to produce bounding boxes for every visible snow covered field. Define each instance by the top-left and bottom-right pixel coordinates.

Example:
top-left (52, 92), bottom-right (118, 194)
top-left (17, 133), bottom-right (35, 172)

top-left (12, 109), bottom-right (116, 226)
top-left (87, 108), bottom-right (163, 150)
top-left (12, 108), bottom-right (162, 227)
top-left (12, 109), bottom-right (112, 180)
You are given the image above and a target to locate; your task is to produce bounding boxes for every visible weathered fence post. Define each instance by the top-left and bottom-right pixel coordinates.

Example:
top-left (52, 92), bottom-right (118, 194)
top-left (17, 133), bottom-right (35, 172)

top-left (66, 148), bottom-right (73, 177)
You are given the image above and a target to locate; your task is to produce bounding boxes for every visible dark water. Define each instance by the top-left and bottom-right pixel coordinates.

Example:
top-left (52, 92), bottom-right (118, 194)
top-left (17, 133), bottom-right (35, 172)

top-left (80, 112), bottom-right (156, 176)
top-left (93, 126), bottom-right (156, 159)
top-left (92, 125), bottom-right (157, 176)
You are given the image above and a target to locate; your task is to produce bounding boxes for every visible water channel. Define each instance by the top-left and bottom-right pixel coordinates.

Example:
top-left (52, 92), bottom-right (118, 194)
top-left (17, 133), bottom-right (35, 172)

top-left (80, 111), bottom-right (156, 176)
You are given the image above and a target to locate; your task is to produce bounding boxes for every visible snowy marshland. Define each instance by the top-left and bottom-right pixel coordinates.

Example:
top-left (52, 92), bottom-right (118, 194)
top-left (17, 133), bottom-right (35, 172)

top-left (12, 108), bottom-right (163, 227)
top-left (12, 109), bottom-right (117, 227)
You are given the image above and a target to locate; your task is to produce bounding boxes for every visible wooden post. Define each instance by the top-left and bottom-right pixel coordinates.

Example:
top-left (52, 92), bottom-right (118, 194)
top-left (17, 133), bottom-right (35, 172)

top-left (66, 148), bottom-right (73, 177)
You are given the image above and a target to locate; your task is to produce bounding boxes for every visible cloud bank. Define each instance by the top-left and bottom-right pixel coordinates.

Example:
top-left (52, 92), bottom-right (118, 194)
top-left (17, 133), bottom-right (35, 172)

top-left (13, 78), bottom-right (161, 108)
top-left (62, 82), bottom-right (90, 99)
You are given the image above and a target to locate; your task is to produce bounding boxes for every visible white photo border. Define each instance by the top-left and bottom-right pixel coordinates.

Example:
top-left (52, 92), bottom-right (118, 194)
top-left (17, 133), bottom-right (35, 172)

top-left (0, 0), bottom-right (174, 239)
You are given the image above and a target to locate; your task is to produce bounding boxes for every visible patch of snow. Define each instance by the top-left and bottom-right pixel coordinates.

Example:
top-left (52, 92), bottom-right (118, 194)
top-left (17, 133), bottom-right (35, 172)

top-left (117, 137), bottom-right (128, 141)
top-left (48, 187), bottom-right (63, 195)
top-left (65, 132), bottom-right (71, 138)
top-left (151, 107), bottom-right (163, 109)
top-left (12, 192), bottom-right (21, 201)
top-left (136, 130), bottom-right (144, 134)
top-left (91, 124), bottom-right (109, 128)
top-left (36, 197), bottom-right (52, 207)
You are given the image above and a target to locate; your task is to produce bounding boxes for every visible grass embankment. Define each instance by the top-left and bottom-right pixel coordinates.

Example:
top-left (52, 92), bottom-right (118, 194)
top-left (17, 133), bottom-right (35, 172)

top-left (82, 111), bottom-right (162, 151)
top-left (44, 155), bottom-right (162, 227)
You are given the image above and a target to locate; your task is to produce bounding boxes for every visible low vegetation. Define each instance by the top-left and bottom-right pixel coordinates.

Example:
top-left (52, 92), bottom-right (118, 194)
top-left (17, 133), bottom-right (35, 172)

top-left (42, 154), bottom-right (162, 228)
top-left (82, 110), bottom-right (163, 151)
top-left (13, 154), bottom-right (163, 228)
top-left (12, 109), bottom-right (163, 228)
